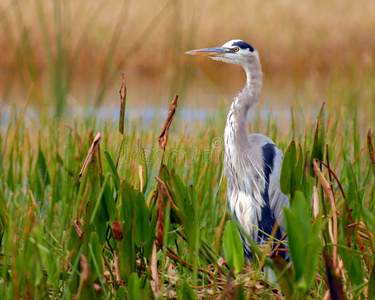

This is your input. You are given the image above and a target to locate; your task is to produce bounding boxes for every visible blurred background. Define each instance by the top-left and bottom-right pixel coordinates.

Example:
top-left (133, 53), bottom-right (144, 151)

top-left (0, 0), bottom-right (374, 126)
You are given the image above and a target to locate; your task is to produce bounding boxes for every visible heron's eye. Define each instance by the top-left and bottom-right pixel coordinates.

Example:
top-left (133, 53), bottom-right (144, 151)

top-left (233, 47), bottom-right (239, 52)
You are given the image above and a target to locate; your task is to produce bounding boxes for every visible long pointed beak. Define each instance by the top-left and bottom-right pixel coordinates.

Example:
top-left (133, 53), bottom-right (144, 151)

top-left (185, 47), bottom-right (226, 57)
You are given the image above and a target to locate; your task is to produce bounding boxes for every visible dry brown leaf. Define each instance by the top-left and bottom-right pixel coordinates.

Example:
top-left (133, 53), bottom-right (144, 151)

top-left (315, 158), bottom-right (371, 270)
top-left (162, 289), bottom-right (177, 299)
top-left (323, 252), bottom-right (347, 300)
top-left (114, 251), bottom-right (121, 285)
top-left (111, 221), bottom-right (123, 241)
top-left (25, 194), bottom-right (36, 235)
top-left (78, 132), bottom-right (103, 181)
top-left (156, 183), bottom-right (164, 248)
top-left (312, 185), bottom-right (320, 219)
top-left (104, 270), bottom-right (111, 281)
top-left (150, 242), bottom-right (160, 298)
top-left (158, 94), bottom-right (178, 150)
top-left (217, 257), bottom-right (226, 267)
top-left (368, 128), bottom-right (375, 165)
top-left (155, 176), bottom-right (180, 213)
top-left (139, 165), bottom-right (144, 193)
top-left (119, 73), bottom-right (127, 135)
top-left (80, 254), bottom-right (90, 283)
top-left (167, 262), bottom-right (178, 284)
top-left (93, 283), bottom-right (101, 293)
top-left (73, 210), bottom-right (83, 238)
top-left (313, 159), bottom-right (338, 269)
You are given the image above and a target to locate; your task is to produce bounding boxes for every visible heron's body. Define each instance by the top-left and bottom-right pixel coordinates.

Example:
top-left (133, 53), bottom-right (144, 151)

top-left (186, 40), bottom-right (289, 260)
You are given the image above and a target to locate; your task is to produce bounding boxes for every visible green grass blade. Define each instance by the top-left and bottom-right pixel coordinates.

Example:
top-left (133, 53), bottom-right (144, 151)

top-left (280, 141), bottom-right (296, 197)
top-left (104, 151), bottom-right (121, 191)
top-left (0, 189), bottom-right (9, 232)
top-left (310, 103), bottom-right (325, 176)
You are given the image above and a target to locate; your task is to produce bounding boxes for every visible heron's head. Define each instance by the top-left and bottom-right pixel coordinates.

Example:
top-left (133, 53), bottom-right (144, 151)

top-left (185, 39), bottom-right (257, 66)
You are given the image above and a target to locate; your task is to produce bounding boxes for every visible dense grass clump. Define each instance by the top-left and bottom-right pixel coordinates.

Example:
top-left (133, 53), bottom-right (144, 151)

top-left (0, 89), bottom-right (375, 299)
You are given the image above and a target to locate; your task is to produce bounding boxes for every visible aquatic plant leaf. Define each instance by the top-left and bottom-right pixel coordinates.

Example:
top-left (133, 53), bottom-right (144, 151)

top-left (127, 273), bottom-right (140, 299)
top-left (223, 220), bottom-right (244, 274)
top-left (368, 264), bottom-right (375, 300)
top-left (291, 191), bottom-right (311, 243)
top-left (304, 217), bottom-right (322, 288)
top-left (180, 282), bottom-right (197, 300)
top-left (134, 192), bottom-right (150, 248)
top-left (284, 207), bottom-right (305, 281)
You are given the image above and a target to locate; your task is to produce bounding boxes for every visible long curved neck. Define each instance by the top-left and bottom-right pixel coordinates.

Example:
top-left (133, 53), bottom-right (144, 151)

top-left (225, 54), bottom-right (262, 149)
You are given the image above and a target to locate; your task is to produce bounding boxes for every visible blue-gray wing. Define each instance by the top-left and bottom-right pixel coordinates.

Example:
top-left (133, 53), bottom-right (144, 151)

top-left (249, 133), bottom-right (290, 237)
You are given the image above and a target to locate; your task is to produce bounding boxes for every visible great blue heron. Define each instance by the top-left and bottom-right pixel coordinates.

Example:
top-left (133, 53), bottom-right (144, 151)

top-left (186, 39), bottom-right (289, 260)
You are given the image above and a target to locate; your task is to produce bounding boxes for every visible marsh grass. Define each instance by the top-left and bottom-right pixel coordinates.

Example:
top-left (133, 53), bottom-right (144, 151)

top-left (0, 1), bottom-right (375, 297)
top-left (1, 0), bottom-right (375, 113)
top-left (1, 79), bottom-right (375, 298)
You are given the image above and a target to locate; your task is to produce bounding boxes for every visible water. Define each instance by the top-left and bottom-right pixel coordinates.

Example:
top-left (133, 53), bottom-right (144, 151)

top-left (0, 104), bottom-right (215, 129)
top-left (0, 99), bottom-right (292, 130)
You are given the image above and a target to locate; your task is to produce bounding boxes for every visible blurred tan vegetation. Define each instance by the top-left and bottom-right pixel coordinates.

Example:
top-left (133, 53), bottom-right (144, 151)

top-left (0, 0), bottom-right (374, 116)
